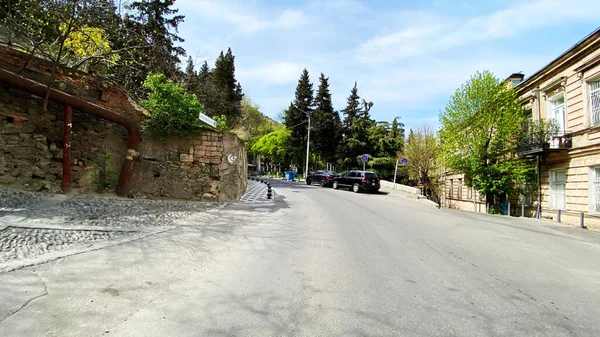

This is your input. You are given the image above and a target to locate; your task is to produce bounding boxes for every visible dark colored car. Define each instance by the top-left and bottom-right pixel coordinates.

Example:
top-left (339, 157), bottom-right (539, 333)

top-left (332, 170), bottom-right (381, 193)
top-left (306, 170), bottom-right (341, 187)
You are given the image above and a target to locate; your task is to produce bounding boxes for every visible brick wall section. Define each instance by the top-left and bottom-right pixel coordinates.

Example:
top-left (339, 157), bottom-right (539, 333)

top-left (132, 131), bottom-right (247, 202)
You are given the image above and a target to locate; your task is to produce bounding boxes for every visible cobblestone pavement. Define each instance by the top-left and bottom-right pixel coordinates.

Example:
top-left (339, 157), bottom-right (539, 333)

top-left (239, 179), bottom-right (274, 203)
top-left (0, 188), bottom-right (218, 267)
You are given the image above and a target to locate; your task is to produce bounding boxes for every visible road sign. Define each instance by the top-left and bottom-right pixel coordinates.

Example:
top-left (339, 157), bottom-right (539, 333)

top-left (199, 113), bottom-right (217, 128)
top-left (400, 157), bottom-right (408, 165)
top-left (361, 155), bottom-right (369, 163)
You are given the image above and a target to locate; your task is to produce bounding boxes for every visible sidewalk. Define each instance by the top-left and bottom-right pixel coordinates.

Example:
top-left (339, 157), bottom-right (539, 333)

top-left (441, 207), bottom-right (600, 245)
top-left (239, 180), bottom-right (274, 204)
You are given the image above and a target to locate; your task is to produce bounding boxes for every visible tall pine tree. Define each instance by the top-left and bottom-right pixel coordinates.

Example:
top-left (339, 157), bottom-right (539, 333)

top-left (339, 83), bottom-right (375, 167)
top-left (312, 73), bottom-right (341, 163)
top-left (184, 56), bottom-right (199, 94)
top-left (341, 82), bottom-right (361, 137)
top-left (389, 117), bottom-right (405, 155)
top-left (209, 48), bottom-right (244, 127)
top-left (284, 69), bottom-right (314, 169)
top-left (128, 0), bottom-right (185, 79)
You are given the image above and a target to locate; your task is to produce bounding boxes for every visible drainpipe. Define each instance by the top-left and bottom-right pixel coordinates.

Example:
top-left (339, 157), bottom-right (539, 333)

top-left (0, 68), bottom-right (140, 197)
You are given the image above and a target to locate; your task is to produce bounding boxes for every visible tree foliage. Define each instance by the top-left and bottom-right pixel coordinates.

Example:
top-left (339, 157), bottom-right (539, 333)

top-left (312, 73), bottom-right (341, 163)
top-left (251, 128), bottom-right (292, 165)
top-left (182, 49), bottom-right (244, 128)
top-left (283, 68), bottom-right (313, 172)
top-left (0, 0), bottom-right (187, 100)
top-left (139, 73), bottom-right (206, 137)
top-left (402, 125), bottom-right (439, 198)
top-left (439, 71), bottom-right (535, 207)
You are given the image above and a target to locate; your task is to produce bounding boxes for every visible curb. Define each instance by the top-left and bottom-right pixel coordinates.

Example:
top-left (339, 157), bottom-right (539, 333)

top-left (0, 226), bottom-right (175, 274)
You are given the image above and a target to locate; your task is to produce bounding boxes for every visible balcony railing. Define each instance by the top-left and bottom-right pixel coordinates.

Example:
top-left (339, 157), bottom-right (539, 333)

top-left (517, 132), bottom-right (572, 157)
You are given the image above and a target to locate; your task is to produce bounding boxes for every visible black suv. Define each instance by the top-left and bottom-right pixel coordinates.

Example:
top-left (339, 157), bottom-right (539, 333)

top-left (332, 170), bottom-right (381, 193)
top-left (306, 170), bottom-right (341, 187)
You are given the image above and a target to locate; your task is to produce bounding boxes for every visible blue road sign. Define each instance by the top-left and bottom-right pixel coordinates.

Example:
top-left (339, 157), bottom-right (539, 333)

top-left (361, 155), bottom-right (369, 162)
top-left (401, 157), bottom-right (408, 165)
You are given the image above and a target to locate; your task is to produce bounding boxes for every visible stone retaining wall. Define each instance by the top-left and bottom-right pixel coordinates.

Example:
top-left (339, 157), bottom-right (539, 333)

top-left (0, 47), bottom-right (247, 201)
top-left (133, 131), bottom-right (247, 202)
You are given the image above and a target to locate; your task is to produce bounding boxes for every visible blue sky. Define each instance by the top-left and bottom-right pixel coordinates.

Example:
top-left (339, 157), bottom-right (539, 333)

top-left (175, 0), bottom-right (600, 131)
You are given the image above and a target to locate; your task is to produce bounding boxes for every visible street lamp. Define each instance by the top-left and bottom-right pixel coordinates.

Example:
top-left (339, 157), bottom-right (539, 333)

top-left (292, 104), bottom-right (311, 178)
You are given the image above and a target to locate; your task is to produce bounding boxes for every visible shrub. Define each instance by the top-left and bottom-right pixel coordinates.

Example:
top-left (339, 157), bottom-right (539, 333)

top-left (140, 73), bottom-right (207, 136)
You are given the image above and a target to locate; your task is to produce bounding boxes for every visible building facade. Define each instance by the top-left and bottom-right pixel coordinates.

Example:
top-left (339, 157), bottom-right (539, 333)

top-left (440, 27), bottom-right (600, 229)
top-left (516, 27), bottom-right (600, 228)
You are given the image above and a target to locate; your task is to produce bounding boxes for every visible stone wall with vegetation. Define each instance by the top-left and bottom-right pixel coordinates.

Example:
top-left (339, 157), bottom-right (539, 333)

top-left (133, 131), bottom-right (247, 202)
top-left (0, 48), bottom-right (248, 201)
top-left (0, 84), bottom-right (128, 193)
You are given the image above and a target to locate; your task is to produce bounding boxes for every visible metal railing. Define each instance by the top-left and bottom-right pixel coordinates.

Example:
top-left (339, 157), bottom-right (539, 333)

top-left (517, 131), bottom-right (572, 155)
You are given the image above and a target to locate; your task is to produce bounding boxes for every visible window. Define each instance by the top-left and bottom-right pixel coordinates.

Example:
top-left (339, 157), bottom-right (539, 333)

top-left (457, 179), bottom-right (462, 199)
top-left (449, 179), bottom-right (454, 198)
top-left (547, 93), bottom-right (566, 133)
top-left (589, 167), bottom-right (600, 214)
top-left (590, 79), bottom-right (600, 126)
top-left (549, 170), bottom-right (566, 210)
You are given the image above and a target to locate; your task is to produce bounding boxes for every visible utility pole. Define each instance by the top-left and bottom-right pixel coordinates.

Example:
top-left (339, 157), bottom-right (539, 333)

top-left (292, 105), bottom-right (311, 179)
top-left (305, 111), bottom-right (311, 178)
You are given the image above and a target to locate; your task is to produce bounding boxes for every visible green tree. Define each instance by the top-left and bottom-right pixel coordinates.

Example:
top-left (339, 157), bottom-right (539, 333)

top-left (389, 117), bottom-right (405, 154)
top-left (201, 48), bottom-right (244, 127)
top-left (139, 73), bottom-right (206, 137)
top-left (184, 56), bottom-right (199, 93)
top-left (251, 127), bottom-right (292, 170)
top-left (284, 68), bottom-right (313, 172)
top-left (234, 97), bottom-right (277, 147)
top-left (311, 73), bottom-right (341, 163)
top-left (128, 0), bottom-right (185, 79)
top-left (439, 71), bottom-right (535, 210)
top-left (402, 125), bottom-right (439, 200)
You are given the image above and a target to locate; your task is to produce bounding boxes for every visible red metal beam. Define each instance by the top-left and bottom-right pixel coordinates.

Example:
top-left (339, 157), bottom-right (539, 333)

top-left (0, 68), bottom-right (141, 197)
top-left (63, 105), bottom-right (72, 193)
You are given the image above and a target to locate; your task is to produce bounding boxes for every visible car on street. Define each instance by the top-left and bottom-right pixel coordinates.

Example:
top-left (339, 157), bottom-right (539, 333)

top-left (306, 170), bottom-right (341, 187)
top-left (332, 170), bottom-right (381, 193)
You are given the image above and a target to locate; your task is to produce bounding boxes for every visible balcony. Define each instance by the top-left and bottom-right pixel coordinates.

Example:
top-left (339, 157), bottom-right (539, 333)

top-left (517, 132), bottom-right (572, 157)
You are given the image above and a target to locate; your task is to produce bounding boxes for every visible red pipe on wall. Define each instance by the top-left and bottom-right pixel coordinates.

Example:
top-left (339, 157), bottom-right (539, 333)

top-left (0, 68), bottom-right (141, 197)
top-left (63, 105), bottom-right (72, 193)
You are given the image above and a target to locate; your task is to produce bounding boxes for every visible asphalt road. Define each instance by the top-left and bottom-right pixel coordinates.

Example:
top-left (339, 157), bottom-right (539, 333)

top-left (2, 180), bottom-right (600, 336)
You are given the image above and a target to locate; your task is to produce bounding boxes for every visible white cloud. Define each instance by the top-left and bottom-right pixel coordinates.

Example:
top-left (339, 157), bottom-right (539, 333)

top-left (307, 0), bottom-right (368, 13)
top-left (357, 0), bottom-right (600, 65)
top-left (178, 0), bottom-right (309, 34)
top-left (237, 61), bottom-right (305, 86)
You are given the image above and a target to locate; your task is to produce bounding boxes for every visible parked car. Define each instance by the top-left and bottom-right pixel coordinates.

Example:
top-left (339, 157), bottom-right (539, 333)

top-left (332, 170), bottom-right (381, 193)
top-left (306, 170), bottom-right (341, 187)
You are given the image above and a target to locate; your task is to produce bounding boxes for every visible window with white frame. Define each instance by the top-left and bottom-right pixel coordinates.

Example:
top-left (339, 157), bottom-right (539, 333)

top-left (549, 170), bottom-right (566, 210)
top-left (589, 166), bottom-right (600, 214)
top-left (547, 93), bottom-right (566, 133)
top-left (590, 79), bottom-right (600, 126)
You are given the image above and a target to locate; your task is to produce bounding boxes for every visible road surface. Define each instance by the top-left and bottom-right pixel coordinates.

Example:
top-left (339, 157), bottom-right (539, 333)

top-left (2, 180), bottom-right (600, 336)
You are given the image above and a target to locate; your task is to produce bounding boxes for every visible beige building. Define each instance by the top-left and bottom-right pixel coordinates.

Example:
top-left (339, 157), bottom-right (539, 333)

top-left (441, 27), bottom-right (600, 229)
top-left (516, 27), bottom-right (600, 228)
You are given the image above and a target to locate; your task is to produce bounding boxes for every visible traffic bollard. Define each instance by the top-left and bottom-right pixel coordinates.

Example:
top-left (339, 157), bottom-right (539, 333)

top-left (537, 204), bottom-right (541, 219)
top-left (521, 203), bottom-right (525, 217)
top-left (267, 183), bottom-right (272, 199)
top-left (507, 203), bottom-right (511, 216)
top-left (580, 212), bottom-right (585, 228)
top-left (557, 209), bottom-right (561, 223)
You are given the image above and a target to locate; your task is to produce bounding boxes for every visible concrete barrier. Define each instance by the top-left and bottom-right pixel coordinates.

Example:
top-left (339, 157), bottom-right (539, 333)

top-left (380, 180), bottom-right (421, 195)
